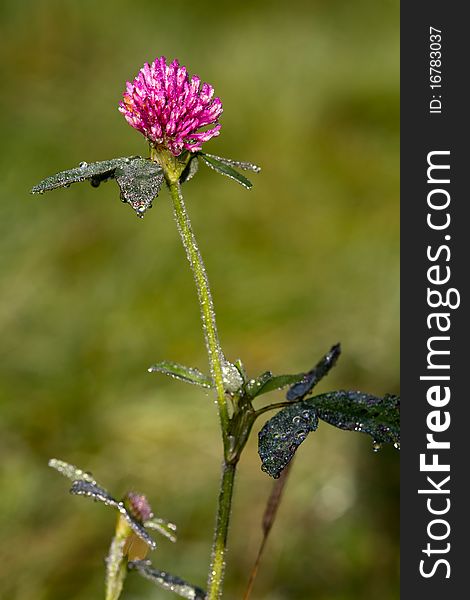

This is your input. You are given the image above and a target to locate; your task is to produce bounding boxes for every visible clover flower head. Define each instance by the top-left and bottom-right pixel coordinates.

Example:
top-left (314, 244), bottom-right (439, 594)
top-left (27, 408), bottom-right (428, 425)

top-left (119, 56), bottom-right (223, 156)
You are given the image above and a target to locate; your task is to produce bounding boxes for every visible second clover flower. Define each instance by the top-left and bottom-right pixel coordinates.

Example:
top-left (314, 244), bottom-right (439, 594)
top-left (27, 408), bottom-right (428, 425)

top-left (119, 56), bottom-right (223, 156)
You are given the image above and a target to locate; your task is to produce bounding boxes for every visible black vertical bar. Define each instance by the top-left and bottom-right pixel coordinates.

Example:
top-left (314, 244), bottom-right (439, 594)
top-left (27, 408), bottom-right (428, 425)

top-left (401, 4), bottom-right (467, 598)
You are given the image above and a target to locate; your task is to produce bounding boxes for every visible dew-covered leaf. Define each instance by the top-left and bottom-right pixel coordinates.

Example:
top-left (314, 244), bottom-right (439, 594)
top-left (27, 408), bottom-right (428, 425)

top-left (70, 479), bottom-right (118, 506)
top-left (31, 156), bottom-right (165, 218)
top-left (114, 158), bottom-right (164, 217)
top-left (247, 345), bottom-right (341, 401)
top-left (245, 371), bottom-right (273, 397)
top-left (308, 391), bottom-right (400, 447)
top-left (31, 157), bottom-right (134, 193)
top-left (144, 517), bottom-right (177, 543)
top-left (128, 560), bottom-right (207, 600)
top-left (49, 458), bottom-right (97, 484)
top-left (258, 374), bottom-right (308, 396)
top-left (118, 509), bottom-right (157, 551)
top-left (180, 154), bottom-right (199, 183)
top-left (246, 371), bottom-right (305, 399)
top-left (258, 402), bottom-right (318, 478)
top-left (202, 153), bottom-right (261, 173)
top-left (148, 361), bottom-right (213, 388)
top-left (70, 481), bottom-right (157, 550)
top-left (286, 344), bottom-right (341, 401)
top-left (199, 154), bottom-right (253, 189)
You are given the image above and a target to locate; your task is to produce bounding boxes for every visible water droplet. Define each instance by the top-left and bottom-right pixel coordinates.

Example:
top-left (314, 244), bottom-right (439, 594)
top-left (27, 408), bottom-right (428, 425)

top-left (301, 410), bottom-right (311, 420)
top-left (79, 161), bottom-right (88, 168)
top-left (393, 442), bottom-right (400, 450)
top-left (372, 441), bottom-right (382, 452)
top-left (292, 415), bottom-right (302, 425)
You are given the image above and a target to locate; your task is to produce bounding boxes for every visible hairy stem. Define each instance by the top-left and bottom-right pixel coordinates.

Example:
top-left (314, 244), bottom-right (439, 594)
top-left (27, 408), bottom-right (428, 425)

top-left (168, 179), bottom-right (236, 599)
top-left (168, 180), bottom-right (230, 443)
top-left (207, 462), bottom-right (237, 599)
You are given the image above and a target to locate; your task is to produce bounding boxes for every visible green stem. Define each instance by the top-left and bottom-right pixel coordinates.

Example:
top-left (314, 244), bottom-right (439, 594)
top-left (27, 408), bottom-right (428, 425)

top-left (167, 178), bottom-right (236, 599)
top-left (255, 400), bottom-right (297, 418)
top-left (168, 180), bottom-right (230, 445)
top-left (207, 462), bottom-right (237, 600)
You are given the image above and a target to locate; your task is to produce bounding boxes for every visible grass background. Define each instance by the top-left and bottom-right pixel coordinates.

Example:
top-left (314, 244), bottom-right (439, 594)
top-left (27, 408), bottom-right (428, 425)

top-left (0, 0), bottom-right (399, 598)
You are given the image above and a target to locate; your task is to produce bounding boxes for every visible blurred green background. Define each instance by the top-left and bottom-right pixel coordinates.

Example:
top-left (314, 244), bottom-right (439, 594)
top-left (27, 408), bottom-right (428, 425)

top-left (0, 0), bottom-right (399, 598)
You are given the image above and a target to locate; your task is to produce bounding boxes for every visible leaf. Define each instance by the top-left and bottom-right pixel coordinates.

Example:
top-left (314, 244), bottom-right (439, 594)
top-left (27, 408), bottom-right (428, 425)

top-left (199, 154), bottom-right (254, 189)
top-left (286, 343), bottom-right (341, 401)
top-left (48, 458), bottom-right (96, 484)
top-left (148, 361), bottom-right (213, 388)
top-left (180, 154), bottom-right (199, 183)
top-left (245, 371), bottom-right (273, 397)
top-left (114, 158), bottom-right (164, 217)
top-left (69, 480), bottom-right (157, 550)
top-left (31, 156), bottom-right (165, 218)
top-left (128, 560), bottom-right (207, 600)
top-left (247, 344), bottom-right (341, 400)
top-left (202, 153), bottom-right (261, 173)
top-left (309, 391), bottom-right (400, 447)
top-left (245, 371), bottom-right (305, 399)
top-left (70, 479), bottom-right (117, 506)
top-left (258, 402), bottom-right (318, 478)
top-left (144, 517), bottom-right (177, 543)
top-left (31, 157), bottom-right (133, 192)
